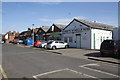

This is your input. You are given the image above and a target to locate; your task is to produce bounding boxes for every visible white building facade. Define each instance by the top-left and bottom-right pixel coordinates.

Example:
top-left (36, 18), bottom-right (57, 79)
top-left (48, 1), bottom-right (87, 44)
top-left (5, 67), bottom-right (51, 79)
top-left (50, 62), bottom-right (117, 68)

top-left (62, 19), bottom-right (113, 49)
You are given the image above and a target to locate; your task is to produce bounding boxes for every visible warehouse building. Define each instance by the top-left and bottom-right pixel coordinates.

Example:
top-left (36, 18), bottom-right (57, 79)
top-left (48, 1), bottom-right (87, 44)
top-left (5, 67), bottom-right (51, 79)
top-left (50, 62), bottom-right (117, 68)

top-left (62, 19), bottom-right (113, 49)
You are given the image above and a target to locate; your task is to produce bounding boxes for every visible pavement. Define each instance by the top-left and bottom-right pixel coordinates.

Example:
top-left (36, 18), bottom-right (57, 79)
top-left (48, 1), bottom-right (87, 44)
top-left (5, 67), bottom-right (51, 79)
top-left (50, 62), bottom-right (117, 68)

top-left (15, 44), bottom-right (120, 64)
top-left (2, 44), bottom-right (120, 79)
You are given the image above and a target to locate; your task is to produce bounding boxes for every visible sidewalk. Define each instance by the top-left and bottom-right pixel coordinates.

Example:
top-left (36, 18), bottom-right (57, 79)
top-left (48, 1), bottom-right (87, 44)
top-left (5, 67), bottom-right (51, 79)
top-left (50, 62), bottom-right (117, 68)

top-left (45, 48), bottom-right (120, 64)
top-left (46, 48), bottom-right (99, 59)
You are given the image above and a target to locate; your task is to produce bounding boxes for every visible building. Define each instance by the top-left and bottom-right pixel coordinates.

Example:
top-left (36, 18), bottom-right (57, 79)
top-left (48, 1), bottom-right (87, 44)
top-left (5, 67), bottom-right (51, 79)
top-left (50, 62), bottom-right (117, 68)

top-left (113, 27), bottom-right (120, 40)
top-left (4, 31), bottom-right (19, 43)
top-left (62, 19), bottom-right (113, 49)
top-left (32, 28), bottom-right (39, 41)
top-left (46, 24), bottom-right (66, 40)
top-left (36, 26), bottom-right (50, 41)
top-left (19, 30), bottom-right (31, 41)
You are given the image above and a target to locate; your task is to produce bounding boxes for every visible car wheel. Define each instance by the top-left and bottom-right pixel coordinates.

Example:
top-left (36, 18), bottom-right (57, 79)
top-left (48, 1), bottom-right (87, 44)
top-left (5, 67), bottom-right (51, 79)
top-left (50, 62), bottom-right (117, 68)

top-left (37, 45), bottom-right (40, 48)
top-left (44, 45), bottom-right (47, 49)
top-left (114, 50), bottom-right (119, 58)
top-left (65, 45), bottom-right (69, 48)
top-left (52, 46), bottom-right (56, 50)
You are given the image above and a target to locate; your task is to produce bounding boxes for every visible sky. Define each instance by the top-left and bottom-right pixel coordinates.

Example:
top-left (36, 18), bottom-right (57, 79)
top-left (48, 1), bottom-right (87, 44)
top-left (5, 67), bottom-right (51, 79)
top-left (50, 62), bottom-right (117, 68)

top-left (2, 2), bottom-right (118, 34)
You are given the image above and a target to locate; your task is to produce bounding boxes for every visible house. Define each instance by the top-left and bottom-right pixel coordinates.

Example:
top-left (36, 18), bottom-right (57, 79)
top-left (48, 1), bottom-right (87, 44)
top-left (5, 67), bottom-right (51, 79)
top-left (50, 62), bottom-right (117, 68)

top-left (19, 28), bottom-right (34, 41)
top-left (4, 31), bottom-right (19, 43)
top-left (62, 18), bottom-right (113, 49)
top-left (32, 28), bottom-right (39, 41)
top-left (46, 24), bottom-right (66, 40)
top-left (36, 26), bottom-right (50, 41)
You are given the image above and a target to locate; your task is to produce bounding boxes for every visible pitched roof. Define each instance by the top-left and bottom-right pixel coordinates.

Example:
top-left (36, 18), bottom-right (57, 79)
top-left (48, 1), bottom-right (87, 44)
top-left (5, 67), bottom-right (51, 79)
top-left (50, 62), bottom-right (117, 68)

top-left (64, 18), bottom-right (114, 30)
top-left (33, 28), bottom-right (39, 33)
top-left (41, 26), bottom-right (50, 32)
top-left (53, 24), bottom-right (66, 30)
top-left (74, 19), bottom-right (114, 30)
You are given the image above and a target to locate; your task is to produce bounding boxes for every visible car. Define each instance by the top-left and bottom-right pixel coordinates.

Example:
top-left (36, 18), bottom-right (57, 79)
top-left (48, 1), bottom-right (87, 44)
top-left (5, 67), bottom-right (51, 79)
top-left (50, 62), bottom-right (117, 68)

top-left (100, 40), bottom-right (120, 58)
top-left (33, 40), bottom-right (45, 47)
top-left (16, 40), bottom-right (23, 44)
top-left (0, 40), bottom-right (4, 44)
top-left (38, 40), bottom-right (53, 48)
top-left (46, 41), bottom-right (69, 50)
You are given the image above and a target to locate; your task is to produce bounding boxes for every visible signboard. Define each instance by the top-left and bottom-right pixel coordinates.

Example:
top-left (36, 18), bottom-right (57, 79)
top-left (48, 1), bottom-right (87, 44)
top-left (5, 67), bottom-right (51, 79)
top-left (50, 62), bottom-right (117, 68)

top-left (63, 28), bottom-right (90, 33)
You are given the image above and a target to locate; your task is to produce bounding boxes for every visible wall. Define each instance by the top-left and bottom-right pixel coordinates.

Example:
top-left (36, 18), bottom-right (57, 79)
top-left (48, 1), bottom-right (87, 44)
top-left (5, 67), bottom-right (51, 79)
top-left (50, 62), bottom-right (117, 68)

top-left (62, 20), bottom-right (91, 49)
top-left (91, 29), bottom-right (112, 49)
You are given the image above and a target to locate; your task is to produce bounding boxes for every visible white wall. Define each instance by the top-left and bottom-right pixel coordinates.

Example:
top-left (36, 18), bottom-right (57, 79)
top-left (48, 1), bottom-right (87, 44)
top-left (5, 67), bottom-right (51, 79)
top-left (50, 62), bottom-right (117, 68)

top-left (91, 29), bottom-right (112, 49)
top-left (62, 20), bottom-right (91, 49)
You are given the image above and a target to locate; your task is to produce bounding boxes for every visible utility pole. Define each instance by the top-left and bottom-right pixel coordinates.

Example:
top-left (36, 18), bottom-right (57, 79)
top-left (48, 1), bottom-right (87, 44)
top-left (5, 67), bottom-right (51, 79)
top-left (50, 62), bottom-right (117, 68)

top-left (32, 24), bottom-right (34, 43)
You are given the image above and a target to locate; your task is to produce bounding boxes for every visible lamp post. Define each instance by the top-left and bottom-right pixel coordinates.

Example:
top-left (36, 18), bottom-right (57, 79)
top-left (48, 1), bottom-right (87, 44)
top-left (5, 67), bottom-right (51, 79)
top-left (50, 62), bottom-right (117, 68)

top-left (32, 24), bottom-right (34, 43)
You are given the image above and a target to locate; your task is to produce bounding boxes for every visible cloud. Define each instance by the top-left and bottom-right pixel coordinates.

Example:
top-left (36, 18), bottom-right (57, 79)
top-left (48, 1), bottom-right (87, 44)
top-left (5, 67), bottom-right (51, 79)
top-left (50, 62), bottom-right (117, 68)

top-left (39, 16), bottom-right (87, 24)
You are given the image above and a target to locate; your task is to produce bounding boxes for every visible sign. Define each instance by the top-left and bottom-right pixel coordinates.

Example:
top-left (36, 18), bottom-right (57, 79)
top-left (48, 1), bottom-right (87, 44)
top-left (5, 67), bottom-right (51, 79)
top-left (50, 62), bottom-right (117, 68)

top-left (63, 28), bottom-right (90, 33)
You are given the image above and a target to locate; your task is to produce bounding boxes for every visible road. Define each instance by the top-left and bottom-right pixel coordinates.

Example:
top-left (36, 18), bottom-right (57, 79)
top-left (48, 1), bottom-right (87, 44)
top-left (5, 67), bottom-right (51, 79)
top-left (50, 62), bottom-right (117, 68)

top-left (2, 44), bottom-right (120, 80)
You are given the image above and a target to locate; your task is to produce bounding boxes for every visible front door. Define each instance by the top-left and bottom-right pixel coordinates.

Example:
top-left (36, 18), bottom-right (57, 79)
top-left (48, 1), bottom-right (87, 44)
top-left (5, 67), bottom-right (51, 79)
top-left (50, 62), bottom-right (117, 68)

top-left (76, 34), bottom-right (81, 48)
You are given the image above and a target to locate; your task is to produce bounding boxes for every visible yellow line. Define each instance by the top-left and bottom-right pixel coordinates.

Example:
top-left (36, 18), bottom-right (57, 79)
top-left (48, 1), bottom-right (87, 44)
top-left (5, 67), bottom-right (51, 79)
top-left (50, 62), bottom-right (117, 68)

top-left (0, 65), bottom-right (8, 80)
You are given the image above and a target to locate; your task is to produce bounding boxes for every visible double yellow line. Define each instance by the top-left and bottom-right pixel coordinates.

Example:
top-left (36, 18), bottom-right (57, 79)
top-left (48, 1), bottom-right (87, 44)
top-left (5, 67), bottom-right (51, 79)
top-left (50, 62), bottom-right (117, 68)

top-left (0, 65), bottom-right (8, 80)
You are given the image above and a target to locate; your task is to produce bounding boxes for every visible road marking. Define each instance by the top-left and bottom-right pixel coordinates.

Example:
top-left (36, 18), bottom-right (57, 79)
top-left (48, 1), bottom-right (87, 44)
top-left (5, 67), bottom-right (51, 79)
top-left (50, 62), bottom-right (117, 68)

top-left (79, 65), bottom-right (120, 78)
top-left (0, 65), bottom-right (8, 80)
top-left (80, 63), bottom-right (100, 67)
top-left (65, 68), bottom-right (98, 79)
top-left (33, 68), bottom-right (98, 79)
top-left (33, 68), bottom-right (68, 79)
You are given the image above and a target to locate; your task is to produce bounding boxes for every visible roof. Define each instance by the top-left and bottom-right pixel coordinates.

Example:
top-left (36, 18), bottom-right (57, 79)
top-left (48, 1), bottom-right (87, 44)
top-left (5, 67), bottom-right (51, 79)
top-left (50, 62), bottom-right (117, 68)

top-left (53, 24), bottom-right (66, 30)
top-left (41, 26), bottom-right (50, 32)
top-left (33, 28), bottom-right (39, 33)
top-left (64, 18), bottom-right (114, 30)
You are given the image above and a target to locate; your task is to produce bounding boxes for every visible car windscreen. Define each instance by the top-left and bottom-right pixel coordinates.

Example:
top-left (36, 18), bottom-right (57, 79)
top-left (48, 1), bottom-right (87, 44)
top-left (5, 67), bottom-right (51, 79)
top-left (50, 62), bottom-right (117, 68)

top-left (47, 41), bottom-right (53, 44)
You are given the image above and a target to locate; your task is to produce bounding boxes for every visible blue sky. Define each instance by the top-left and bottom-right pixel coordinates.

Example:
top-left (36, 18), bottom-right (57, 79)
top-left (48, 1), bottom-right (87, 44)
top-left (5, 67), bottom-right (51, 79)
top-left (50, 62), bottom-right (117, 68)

top-left (2, 2), bottom-right (118, 34)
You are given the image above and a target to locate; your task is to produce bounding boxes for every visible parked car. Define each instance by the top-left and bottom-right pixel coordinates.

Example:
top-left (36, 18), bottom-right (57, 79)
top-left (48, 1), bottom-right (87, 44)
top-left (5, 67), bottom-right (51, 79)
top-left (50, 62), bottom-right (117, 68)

top-left (9, 40), bottom-right (14, 44)
top-left (100, 40), bottom-right (120, 58)
top-left (0, 40), bottom-right (4, 44)
top-left (34, 40), bottom-right (45, 47)
top-left (46, 41), bottom-right (69, 50)
top-left (38, 40), bottom-right (53, 48)
top-left (16, 40), bottom-right (23, 44)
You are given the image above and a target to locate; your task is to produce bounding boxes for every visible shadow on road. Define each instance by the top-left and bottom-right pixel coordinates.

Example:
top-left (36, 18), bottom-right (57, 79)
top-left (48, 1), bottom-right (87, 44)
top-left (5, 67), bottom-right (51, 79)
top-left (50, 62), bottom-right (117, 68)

top-left (84, 52), bottom-right (120, 60)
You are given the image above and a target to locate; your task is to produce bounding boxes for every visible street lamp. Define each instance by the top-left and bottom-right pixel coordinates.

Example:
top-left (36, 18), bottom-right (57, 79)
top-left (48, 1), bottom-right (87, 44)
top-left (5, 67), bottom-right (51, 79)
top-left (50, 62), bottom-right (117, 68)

top-left (32, 24), bottom-right (34, 43)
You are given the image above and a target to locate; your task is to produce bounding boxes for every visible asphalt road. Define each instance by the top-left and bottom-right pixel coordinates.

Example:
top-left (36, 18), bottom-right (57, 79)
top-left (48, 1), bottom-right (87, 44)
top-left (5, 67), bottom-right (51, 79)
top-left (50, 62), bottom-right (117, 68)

top-left (2, 44), bottom-right (120, 80)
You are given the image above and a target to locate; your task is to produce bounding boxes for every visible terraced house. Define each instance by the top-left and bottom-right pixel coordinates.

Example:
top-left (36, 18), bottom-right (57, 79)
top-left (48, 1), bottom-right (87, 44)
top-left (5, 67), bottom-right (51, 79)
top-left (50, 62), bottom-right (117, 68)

top-left (62, 18), bottom-right (114, 49)
top-left (46, 24), bottom-right (66, 40)
top-left (36, 26), bottom-right (50, 41)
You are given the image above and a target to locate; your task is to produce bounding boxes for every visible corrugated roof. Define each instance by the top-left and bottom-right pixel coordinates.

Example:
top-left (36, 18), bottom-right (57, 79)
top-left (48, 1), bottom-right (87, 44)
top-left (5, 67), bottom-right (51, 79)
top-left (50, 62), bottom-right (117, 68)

top-left (74, 19), bottom-right (114, 30)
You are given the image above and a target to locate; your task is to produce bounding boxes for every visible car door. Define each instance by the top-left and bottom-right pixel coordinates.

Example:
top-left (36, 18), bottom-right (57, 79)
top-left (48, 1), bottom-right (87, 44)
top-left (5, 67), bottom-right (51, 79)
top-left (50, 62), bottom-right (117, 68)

top-left (59, 41), bottom-right (65, 48)
top-left (54, 41), bottom-right (60, 48)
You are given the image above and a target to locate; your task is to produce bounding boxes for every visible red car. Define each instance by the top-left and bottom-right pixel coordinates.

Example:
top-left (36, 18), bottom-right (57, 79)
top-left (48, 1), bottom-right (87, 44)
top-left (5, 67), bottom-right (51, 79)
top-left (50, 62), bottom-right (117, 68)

top-left (34, 40), bottom-right (45, 47)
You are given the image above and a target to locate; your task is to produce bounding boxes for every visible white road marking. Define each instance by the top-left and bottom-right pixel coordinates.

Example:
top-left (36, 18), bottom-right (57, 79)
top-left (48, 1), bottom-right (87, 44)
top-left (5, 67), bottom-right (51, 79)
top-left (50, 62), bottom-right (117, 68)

top-left (80, 63), bottom-right (100, 67)
top-left (33, 68), bottom-right (98, 79)
top-left (79, 66), bottom-right (120, 78)
top-left (66, 68), bottom-right (98, 79)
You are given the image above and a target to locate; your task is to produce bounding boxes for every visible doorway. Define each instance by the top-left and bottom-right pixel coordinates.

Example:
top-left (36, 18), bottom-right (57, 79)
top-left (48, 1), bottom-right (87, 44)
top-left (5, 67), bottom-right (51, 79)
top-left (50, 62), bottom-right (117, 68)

top-left (76, 34), bottom-right (81, 48)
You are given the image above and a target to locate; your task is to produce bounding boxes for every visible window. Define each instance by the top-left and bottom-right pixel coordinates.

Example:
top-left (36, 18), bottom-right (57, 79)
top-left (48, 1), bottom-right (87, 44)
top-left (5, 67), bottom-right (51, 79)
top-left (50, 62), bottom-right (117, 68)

top-left (69, 37), bottom-right (73, 42)
top-left (64, 37), bottom-right (67, 42)
top-left (59, 41), bottom-right (64, 44)
top-left (55, 41), bottom-right (59, 43)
